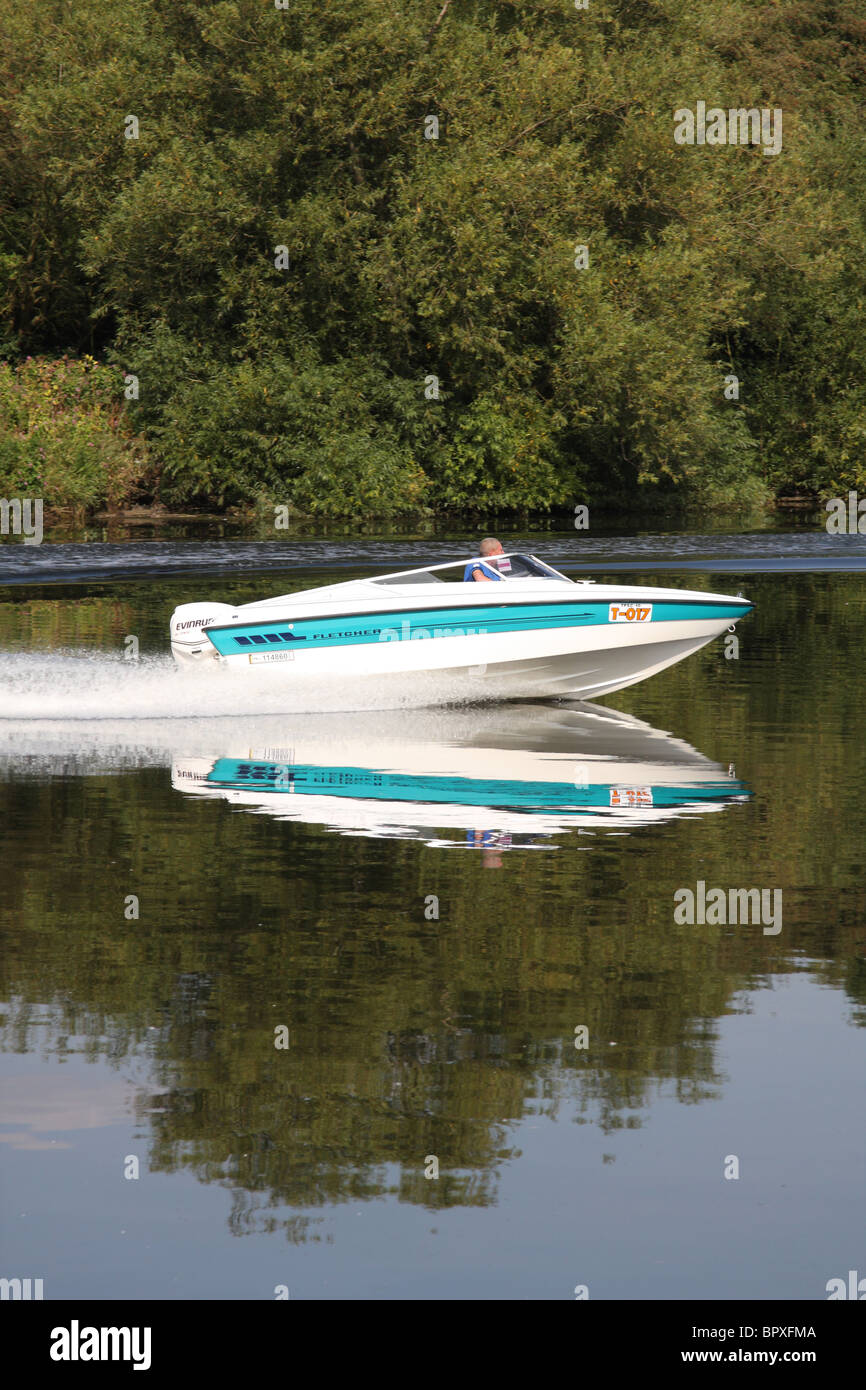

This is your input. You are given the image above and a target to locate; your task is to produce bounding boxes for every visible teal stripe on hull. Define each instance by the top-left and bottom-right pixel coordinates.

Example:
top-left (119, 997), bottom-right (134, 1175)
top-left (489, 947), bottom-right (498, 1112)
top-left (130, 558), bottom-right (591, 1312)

top-left (206, 599), bottom-right (751, 656)
top-left (206, 759), bottom-right (751, 811)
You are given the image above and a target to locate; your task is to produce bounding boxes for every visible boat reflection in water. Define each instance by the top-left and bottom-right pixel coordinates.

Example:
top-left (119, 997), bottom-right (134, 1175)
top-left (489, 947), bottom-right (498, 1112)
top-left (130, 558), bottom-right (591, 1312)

top-left (171, 701), bottom-right (751, 853)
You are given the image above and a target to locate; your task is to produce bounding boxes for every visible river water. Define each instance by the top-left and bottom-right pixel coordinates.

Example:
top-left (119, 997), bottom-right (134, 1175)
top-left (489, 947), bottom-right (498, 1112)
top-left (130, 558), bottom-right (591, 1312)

top-left (1, 522), bottom-right (864, 1299)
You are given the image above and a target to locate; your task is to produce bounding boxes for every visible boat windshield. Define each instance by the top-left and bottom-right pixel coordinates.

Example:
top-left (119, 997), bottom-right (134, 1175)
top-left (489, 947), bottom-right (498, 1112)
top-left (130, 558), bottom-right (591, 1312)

top-left (371, 553), bottom-right (570, 585)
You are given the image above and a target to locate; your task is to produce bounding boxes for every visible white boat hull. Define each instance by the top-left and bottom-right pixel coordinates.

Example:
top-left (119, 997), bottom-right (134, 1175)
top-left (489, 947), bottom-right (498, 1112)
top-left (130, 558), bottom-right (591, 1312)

top-left (170, 564), bottom-right (752, 704)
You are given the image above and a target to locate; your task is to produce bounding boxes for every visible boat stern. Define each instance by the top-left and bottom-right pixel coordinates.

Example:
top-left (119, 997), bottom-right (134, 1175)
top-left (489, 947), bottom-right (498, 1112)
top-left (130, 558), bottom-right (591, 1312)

top-left (169, 603), bottom-right (237, 666)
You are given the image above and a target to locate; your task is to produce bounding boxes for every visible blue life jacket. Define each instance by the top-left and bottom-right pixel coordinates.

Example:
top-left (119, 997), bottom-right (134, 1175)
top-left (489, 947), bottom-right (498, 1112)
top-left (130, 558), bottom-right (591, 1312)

top-left (463, 560), bottom-right (503, 582)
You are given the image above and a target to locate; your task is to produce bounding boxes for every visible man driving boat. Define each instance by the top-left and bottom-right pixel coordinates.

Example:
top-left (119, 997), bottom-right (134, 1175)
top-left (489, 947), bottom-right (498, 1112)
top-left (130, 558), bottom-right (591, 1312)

top-left (464, 537), bottom-right (505, 582)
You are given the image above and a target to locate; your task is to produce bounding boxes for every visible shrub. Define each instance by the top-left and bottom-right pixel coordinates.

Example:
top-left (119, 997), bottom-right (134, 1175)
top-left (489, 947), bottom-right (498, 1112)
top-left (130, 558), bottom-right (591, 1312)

top-left (0, 357), bottom-right (147, 509)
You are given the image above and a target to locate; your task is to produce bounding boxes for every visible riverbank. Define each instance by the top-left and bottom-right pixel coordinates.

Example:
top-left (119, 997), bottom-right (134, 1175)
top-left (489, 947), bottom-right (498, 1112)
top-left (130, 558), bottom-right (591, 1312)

top-left (0, 356), bottom-right (837, 527)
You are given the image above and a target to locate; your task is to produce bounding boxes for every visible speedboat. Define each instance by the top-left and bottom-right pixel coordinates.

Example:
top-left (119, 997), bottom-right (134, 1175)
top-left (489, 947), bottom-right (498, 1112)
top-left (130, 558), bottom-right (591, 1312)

top-left (169, 552), bottom-right (753, 702)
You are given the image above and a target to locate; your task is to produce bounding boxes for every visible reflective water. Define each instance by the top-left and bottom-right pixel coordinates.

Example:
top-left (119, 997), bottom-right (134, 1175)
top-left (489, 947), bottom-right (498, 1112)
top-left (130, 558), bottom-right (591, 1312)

top-left (1, 528), bottom-right (864, 1299)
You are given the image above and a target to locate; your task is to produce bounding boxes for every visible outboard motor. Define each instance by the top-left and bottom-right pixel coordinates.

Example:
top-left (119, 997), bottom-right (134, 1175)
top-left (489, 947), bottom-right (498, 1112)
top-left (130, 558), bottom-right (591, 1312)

top-left (170, 603), bottom-right (237, 666)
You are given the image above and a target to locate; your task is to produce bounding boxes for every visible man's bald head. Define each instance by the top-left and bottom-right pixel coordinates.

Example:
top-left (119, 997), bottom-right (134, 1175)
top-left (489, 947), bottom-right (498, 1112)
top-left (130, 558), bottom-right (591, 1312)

top-left (479, 537), bottom-right (503, 556)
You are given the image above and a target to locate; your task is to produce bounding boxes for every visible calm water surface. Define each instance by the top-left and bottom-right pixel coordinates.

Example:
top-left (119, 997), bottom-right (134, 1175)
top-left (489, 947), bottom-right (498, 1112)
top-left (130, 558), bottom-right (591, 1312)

top-left (1, 526), bottom-right (864, 1299)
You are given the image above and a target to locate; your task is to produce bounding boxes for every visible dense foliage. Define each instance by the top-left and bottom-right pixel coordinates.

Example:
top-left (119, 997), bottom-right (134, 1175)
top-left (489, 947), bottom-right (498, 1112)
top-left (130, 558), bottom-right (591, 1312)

top-left (1, 0), bottom-right (864, 514)
top-left (0, 356), bottom-right (148, 508)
